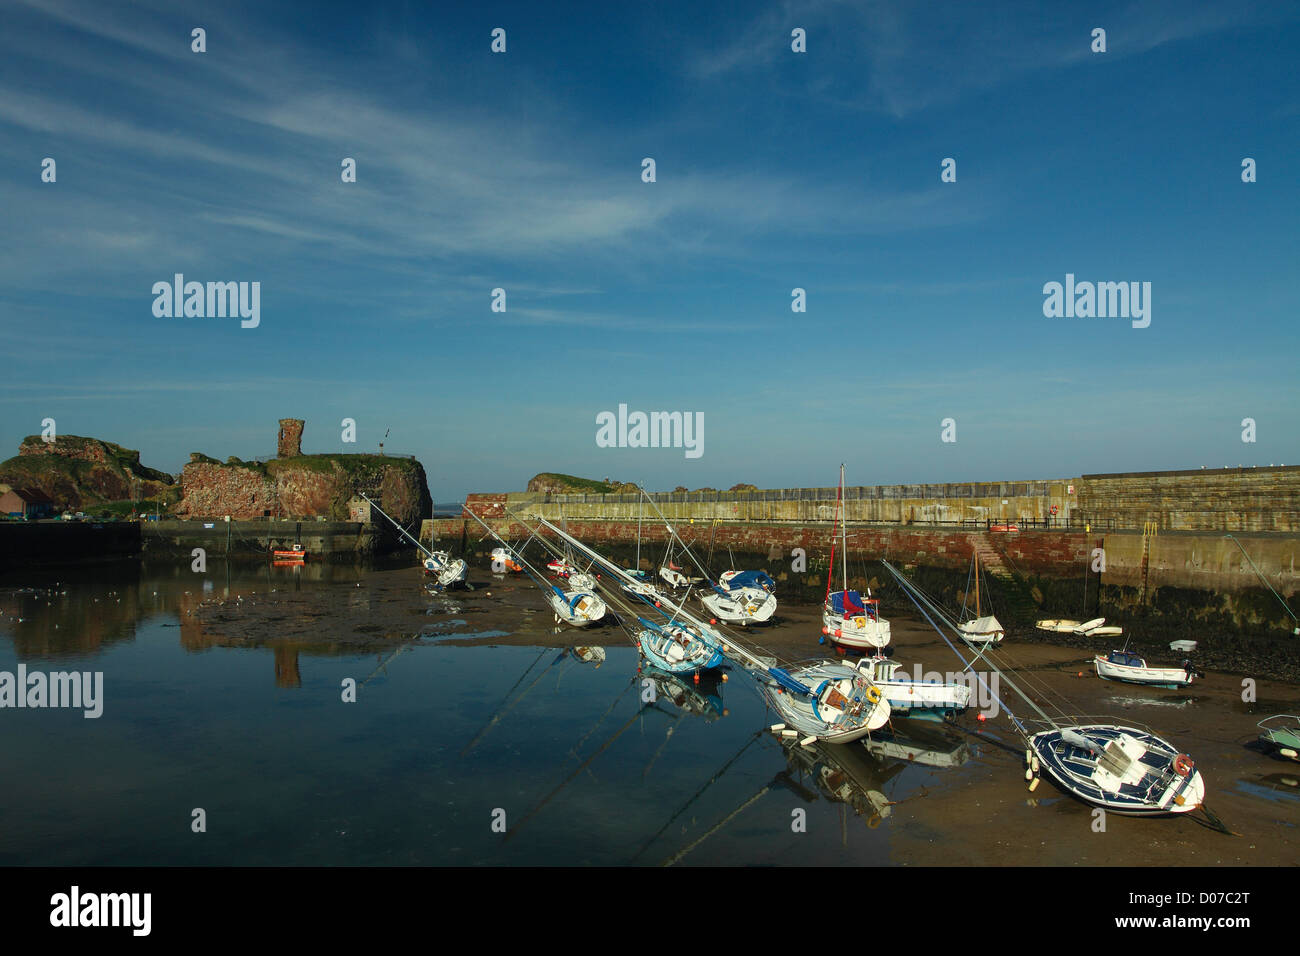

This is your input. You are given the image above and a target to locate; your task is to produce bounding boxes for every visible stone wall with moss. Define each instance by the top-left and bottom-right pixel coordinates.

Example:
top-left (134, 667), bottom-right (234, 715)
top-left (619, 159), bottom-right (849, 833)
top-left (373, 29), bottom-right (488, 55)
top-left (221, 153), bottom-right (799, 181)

top-left (177, 453), bottom-right (431, 523)
top-left (0, 435), bottom-right (174, 509)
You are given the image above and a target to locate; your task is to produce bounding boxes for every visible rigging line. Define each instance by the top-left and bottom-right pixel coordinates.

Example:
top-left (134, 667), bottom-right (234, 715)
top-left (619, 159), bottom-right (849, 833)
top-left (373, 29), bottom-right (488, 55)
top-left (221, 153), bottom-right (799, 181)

top-left (661, 782), bottom-right (772, 867)
top-left (1225, 534), bottom-right (1298, 624)
top-left (460, 649), bottom-right (563, 757)
top-left (504, 698), bottom-right (653, 843)
top-left (571, 677), bottom-right (638, 757)
top-left (631, 730), bottom-right (764, 861)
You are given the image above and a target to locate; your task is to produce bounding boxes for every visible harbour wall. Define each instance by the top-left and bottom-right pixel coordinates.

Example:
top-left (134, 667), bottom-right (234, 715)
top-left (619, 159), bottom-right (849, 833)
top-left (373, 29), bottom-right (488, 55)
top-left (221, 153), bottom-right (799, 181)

top-left (455, 464), bottom-right (1300, 533)
top-left (138, 520), bottom-right (385, 557)
top-left (432, 503), bottom-right (1300, 636)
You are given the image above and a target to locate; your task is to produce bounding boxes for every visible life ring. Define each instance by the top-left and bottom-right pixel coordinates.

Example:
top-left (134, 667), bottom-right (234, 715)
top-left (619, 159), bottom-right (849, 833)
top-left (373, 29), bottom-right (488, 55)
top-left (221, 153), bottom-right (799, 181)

top-left (866, 686), bottom-right (882, 705)
top-left (1173, 754), bottom-right (1193, 777)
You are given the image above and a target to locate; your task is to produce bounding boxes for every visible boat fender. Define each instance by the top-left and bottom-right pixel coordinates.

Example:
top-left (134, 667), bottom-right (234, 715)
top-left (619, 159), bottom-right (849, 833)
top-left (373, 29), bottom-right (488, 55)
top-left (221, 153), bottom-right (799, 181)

top-left (1024, 749), bottom-right (1033, 765)
top-left (1028, 777), bottom-right (1040, 792)
top-left (800, 735), bottom-right (817, 747)
top-left (721, 674), bottom-right (728, 682)
top-left (1173, 754), bottom-right (1193, 777)
top-left (781, 730), bottom-right (798, 738)
top-left (865, 686), bottom-right (882, 705)
top-left (1281, 748), bottom-right (1298, 760)
top-left (834, 628), bottom-right (843, 638)
top-left (1031, 756), bottom-right (1039, 773)
top-left (770, 723), bottom-right (787, 732)
top-left (1024, 768), bottom-right (1034, 781)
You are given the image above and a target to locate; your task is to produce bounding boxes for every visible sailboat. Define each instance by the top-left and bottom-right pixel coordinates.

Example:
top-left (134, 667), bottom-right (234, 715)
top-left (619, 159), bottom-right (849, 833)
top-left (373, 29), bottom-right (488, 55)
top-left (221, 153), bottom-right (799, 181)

top-left (462, 507), bottom-right (606, 626)
top-left (883, 560), bottom-right (1207, 816)
top-left (362, 494), bottom-right (467, 587)
top-left (533, 513), bottom-right (890, 740)
top-left (489, 546), bottom-right (525, 573)
top-left (659, 534), bottom-right (705, 589)
top-left (822, 465), bottom-right (890, 649)
top-left (958, 550), bottom-right (1004, 644)
top-left (635, 616), bottom-right (725, 673)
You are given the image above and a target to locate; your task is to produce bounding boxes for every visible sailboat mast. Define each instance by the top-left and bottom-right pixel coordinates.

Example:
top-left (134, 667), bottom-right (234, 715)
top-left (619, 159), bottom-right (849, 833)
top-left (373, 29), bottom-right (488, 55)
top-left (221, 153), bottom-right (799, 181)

top-left (975, 550), bottom-right (981, 618)
top-left (842, 468), bottom-right (848, 594)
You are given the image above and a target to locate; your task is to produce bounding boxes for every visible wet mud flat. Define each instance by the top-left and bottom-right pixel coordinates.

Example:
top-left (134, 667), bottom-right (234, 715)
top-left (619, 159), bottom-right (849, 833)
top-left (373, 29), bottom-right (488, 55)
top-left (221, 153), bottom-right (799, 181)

top-left (192, 565), bottom-right (1300, 865)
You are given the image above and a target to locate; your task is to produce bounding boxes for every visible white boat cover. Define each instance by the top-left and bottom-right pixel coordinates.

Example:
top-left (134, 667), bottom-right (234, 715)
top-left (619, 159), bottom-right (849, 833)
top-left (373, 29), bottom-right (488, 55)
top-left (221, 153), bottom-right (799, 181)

top-left (960, 615), bottom-right (1003, 634)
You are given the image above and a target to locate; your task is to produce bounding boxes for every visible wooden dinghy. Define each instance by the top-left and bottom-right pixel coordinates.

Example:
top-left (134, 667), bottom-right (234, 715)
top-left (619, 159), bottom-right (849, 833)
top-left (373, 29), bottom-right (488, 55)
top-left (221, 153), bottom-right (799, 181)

top-left (1036, 618), bottom-right (1083, 632)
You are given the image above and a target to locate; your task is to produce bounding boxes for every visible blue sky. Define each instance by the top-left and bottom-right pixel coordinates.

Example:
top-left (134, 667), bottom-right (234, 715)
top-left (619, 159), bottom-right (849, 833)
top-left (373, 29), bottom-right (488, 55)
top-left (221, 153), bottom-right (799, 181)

top-left (2, 0), bottom-right (1297, 500)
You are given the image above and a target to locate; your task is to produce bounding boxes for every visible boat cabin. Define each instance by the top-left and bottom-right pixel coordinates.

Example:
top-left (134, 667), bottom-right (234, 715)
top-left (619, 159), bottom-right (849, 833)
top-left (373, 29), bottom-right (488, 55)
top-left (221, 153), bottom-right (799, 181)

top-left (1105, 649), bottom-right (1145, 668)
top-left (828, 590), bottom-right (879, 619)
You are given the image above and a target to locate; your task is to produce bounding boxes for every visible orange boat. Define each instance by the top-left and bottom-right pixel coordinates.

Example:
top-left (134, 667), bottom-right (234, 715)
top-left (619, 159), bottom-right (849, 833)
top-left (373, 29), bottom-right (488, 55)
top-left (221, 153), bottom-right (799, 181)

top-left (272, 543), bottom-right (307, 560)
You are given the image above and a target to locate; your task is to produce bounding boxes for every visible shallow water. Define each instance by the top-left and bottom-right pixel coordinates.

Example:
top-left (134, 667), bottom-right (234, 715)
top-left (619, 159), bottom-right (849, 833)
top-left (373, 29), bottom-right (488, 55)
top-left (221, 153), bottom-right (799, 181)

top-left (0, 561), bottom-right (979, 866)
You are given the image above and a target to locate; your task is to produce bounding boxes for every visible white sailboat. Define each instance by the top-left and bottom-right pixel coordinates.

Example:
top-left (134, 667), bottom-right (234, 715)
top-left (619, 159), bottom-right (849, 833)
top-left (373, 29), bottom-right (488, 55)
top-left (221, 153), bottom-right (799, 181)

top-left (822, 465), bottom-right (890, 649)
top-left (958, 550), bottom-right (1004, 645)
top-left (362, 494), bottom-right (467, 587)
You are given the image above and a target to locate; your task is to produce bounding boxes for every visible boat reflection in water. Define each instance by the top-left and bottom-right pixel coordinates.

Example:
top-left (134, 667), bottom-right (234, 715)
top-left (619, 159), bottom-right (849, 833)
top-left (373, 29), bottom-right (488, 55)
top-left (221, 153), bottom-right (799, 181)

top-left (860, 720), bottom-right (974, 770)
top-left (772, 730), bottom-right (905, 828)
top-left (641, 664), bottom-right (728, 721)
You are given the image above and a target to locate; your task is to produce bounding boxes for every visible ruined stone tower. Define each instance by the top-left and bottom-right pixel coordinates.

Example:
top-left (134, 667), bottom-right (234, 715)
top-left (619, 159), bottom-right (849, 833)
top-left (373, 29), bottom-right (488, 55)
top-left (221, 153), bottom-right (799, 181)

top-left (277, 418), bottom-right (305, 459)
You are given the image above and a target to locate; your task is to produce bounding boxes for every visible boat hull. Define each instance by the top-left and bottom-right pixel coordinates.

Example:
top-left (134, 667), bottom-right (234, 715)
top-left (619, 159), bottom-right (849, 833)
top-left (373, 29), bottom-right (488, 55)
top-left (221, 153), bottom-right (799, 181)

top-left (822, 610), bottom-right (891, 649)
top-left (546, 590), bottom-right (606, 627)
top-left (853, 659), bottom-right (971, 716)
top-left (1094, 656), bottom-right (1193, 688)
top-left (636, 622), bottom-right (722, 673)
top-left (1030, 725), bottom-right (1205, 815)
top-left (701, 587), bottom-right (776, 625)
top-left (762, 662), bottom-right (891, 743)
